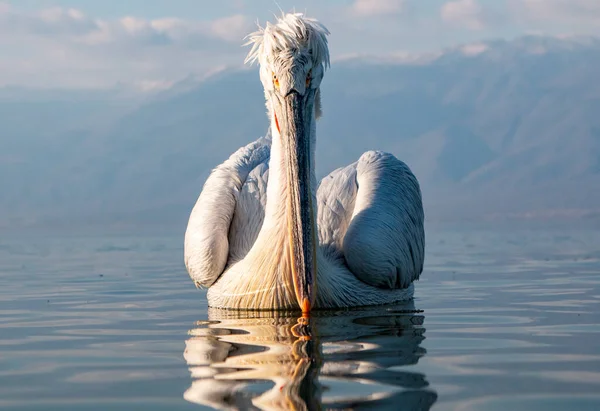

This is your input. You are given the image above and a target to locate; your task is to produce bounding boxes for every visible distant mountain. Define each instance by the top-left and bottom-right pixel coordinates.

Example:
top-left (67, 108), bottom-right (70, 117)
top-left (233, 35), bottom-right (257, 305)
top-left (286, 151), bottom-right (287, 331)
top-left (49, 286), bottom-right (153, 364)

top-left (1, 35), bottom-right (599, 229)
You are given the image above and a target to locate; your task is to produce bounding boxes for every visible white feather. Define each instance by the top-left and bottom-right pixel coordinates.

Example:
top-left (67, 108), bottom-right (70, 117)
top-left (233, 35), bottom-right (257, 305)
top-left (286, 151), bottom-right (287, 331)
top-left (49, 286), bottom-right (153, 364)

top-left (184, 136), bottom-right (270, 288)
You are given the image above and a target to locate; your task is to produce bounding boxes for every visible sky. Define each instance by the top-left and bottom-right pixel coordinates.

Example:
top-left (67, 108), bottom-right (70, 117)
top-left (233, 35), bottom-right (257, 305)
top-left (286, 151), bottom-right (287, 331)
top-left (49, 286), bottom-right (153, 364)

top-left (1, 0), bottom-right (599, 89)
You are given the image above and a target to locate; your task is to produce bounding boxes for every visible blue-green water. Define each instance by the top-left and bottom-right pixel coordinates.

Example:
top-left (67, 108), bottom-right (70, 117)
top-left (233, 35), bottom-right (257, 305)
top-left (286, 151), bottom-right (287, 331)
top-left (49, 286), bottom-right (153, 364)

top-left (1, 227), bottom-right (599, 410)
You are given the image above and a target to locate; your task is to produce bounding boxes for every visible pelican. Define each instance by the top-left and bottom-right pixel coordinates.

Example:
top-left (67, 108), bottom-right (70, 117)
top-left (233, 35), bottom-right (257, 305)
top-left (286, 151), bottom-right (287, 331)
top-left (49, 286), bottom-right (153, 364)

top-left (184, 13), bottom-right (424, 311)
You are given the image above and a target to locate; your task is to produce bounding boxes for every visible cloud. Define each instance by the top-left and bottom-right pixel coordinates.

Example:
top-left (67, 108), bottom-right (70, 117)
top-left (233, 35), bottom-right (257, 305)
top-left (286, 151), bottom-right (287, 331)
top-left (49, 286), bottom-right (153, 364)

top-left (441, 0), bottom-right (486, 30)
top-left (0, 4), bottom-right (254, 88)
top-left (460, 42), bottom-right (489, 56)
top-left (210, 14), bottom-right (252, 42)
top-left (130, 79), bottom-right (176, 92)
top-left (1, 1), bottom-right (599, 90)
top-left (511, 0), bottom-right (600, 25)
top-left (0, 5), bottom-right (250, 46)
top-left (350, 0), bottom-right (405, 17)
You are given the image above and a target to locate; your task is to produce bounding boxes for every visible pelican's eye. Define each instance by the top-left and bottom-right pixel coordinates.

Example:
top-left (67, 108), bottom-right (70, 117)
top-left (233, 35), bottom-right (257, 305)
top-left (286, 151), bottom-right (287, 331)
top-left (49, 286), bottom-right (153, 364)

top-left (306, 70), bottom-right (312, 87)
top-left (272, 72), bottom-right (280, 89)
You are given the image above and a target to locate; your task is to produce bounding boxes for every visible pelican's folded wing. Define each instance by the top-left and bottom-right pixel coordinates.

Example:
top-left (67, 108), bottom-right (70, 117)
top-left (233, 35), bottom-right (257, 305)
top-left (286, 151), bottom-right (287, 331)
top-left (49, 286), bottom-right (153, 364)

top-left (345, 151), bottom-right (424, 289)
top-left (184, 135), bottom-right (271, 288)
top-left (318, 151), bottom-right (424, 290)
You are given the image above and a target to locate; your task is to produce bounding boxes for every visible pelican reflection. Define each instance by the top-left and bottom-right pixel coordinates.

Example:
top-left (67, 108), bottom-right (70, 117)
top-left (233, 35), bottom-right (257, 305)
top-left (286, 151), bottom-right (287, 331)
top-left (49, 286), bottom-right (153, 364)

top-left (183, 303), bottom-right (436, 410)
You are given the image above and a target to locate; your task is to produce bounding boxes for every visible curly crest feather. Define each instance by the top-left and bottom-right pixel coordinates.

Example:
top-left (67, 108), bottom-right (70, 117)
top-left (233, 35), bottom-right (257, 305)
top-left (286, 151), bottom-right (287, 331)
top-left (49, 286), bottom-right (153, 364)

top-left (244, 13), bottom-right (330, 71)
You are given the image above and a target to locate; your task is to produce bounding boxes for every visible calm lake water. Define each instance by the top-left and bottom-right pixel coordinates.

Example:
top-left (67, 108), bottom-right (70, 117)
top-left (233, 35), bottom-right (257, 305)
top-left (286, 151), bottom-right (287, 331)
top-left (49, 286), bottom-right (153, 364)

top-left (1, 226), bottom-right (599, 410)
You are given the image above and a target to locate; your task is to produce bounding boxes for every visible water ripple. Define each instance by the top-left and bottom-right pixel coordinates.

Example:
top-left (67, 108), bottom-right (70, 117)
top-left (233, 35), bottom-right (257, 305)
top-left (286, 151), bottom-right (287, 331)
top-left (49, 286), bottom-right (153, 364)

top-left (0, 228), bottom-right (599, 410)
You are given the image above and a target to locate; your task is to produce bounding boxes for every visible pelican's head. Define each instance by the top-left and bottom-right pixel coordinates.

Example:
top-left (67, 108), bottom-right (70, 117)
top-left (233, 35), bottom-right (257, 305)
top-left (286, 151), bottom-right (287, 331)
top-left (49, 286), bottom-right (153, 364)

top-left (246, 14), bottom-right (330, 312)
top-left (245, 13), bottom-right (330, 122)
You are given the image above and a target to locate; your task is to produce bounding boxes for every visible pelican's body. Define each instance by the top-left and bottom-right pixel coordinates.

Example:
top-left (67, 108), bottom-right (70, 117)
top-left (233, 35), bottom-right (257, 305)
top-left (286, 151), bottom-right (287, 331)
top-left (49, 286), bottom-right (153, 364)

top-left (184, 14), bottom-right (424, 311)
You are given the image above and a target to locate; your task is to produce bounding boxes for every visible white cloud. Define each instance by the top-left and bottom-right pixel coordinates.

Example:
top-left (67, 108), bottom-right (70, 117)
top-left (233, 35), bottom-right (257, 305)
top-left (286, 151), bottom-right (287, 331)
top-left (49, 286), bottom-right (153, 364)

top-left (511, 0), bottom-right (600, 25)
top-left (1, 1), bottom-right (598, 90)
top-left (119, 16), bottom-right (150, 33)
top-left (441, 0), bottom-right (486, 30)
top-left (350, 0), bottom-right (405, 17)
top-left (460, 42), bottom-right (489, 56)
top-left (38, 7), bottom-right (85, 23)
top-left (131, 79), bottom-right (176, 92)
top-left (210, 14), bottom-right (252, 42)
top-left (0, 4), bottom-right (253, 88)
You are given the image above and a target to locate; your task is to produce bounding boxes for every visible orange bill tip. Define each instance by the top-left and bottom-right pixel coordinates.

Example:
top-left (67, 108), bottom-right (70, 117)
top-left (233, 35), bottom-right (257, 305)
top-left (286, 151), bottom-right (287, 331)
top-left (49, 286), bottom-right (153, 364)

top-left (301, 298), bottom-right (311, 314)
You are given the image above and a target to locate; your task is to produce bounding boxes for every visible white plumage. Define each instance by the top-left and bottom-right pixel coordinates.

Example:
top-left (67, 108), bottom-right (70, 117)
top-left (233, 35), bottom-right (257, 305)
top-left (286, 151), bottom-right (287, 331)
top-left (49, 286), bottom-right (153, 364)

top-left (184, 13), bottom-right (424, 310)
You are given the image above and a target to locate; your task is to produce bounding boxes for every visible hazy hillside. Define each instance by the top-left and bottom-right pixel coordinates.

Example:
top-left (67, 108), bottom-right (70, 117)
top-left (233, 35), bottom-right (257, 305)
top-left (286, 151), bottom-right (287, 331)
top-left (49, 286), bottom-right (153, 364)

top-left (2, 36), bottom-right (599, 229)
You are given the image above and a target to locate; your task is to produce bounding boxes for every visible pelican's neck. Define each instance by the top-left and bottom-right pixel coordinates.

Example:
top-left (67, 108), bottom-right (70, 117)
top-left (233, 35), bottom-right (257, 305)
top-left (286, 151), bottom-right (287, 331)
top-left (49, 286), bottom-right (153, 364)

top-left (263, 106), bottom-right (318, 230)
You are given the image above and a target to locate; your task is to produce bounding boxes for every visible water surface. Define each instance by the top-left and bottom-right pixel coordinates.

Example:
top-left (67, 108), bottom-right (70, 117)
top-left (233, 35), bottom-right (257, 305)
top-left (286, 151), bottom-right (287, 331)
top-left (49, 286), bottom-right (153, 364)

top-left (1, 227), bottom-right (599, 410)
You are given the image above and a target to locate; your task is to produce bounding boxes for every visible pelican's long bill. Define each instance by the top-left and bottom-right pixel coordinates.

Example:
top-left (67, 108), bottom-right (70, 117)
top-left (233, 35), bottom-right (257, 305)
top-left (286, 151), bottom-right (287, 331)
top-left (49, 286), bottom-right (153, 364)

top-left (280, 90), bottom-right (317, 313)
